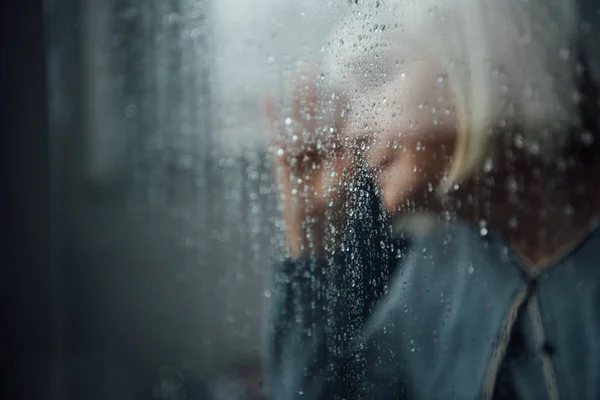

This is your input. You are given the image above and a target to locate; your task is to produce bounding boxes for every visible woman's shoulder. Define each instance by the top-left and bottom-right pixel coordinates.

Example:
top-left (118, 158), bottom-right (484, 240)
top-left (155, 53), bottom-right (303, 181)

top-left (362, 217), bottom-right (528, 398)
top-left (376, 216), bottom-right (525, 321)
top-left (394, 215), bottom-right (510, 268)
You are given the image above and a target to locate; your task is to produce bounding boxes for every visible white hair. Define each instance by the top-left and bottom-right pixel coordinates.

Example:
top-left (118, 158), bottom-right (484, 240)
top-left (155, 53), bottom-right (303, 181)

top-left (323, 0), bottom-right (589, 183)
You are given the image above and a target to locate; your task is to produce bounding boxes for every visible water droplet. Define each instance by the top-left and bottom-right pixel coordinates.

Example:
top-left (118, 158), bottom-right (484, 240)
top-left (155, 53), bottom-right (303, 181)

top-left (514, 134), bottom-right (524, 149)
top-left (484, 158), bottom-right (494, 172)
top-left (529, 142), bottom-right (540, 156)
top-left (559, 48), bottom-right (570, 61)
top-left (276, 148), bottom-right (284, 157)
top-left (581, 131), bottom-right (594, 146)
top-left (563, 204), bottom-right (574, 217)
top-left (506, 177), bottom-right (517, 192)
top-left (285, 117), bottom-right (293, 126)
top-left (263, 290), bottom-right (272, 298)
top-left (468, 264), bottom-right (475, 274)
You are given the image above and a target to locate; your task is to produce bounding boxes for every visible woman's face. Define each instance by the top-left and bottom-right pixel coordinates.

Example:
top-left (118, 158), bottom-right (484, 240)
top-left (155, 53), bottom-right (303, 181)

top-left (342, 63), bottom-right (458, 213)
top-left (366, 126), bottom-right (456, 213)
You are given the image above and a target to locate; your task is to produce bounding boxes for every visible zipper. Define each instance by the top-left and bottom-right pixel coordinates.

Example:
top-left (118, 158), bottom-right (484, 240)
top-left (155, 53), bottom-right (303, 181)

top-left (528, 293), bottom-right (561, 400)
top-left (482, 288), bottom-right (529, 400)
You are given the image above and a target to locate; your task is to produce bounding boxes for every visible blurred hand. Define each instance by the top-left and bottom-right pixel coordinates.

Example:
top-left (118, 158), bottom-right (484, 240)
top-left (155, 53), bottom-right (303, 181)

top-left (266, 71), bottom-right (358, 257)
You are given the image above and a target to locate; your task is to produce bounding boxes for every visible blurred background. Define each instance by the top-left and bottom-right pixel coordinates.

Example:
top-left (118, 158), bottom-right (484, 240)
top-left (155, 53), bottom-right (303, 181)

top-left (1, 0), bottom-right (353, 399)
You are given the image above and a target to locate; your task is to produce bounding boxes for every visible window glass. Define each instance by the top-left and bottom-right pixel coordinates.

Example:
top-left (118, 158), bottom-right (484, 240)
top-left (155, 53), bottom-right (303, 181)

top-left (46, 0), bottom-right (600, 399)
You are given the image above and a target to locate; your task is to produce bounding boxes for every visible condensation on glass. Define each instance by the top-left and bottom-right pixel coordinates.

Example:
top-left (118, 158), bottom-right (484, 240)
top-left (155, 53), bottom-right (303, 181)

top-left (46, 0), bottom-right (600, 399)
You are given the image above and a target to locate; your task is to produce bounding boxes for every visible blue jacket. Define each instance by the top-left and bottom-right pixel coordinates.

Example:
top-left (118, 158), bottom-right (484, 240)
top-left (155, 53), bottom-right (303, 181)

top-left (263, 183), bottom-right (600, 399)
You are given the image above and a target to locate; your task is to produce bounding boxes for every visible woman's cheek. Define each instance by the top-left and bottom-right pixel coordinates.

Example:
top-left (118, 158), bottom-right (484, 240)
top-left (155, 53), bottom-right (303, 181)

top-left (379, 151), bottom-right (419, 212)
top-left (377, 134), bottom-right (454, 214)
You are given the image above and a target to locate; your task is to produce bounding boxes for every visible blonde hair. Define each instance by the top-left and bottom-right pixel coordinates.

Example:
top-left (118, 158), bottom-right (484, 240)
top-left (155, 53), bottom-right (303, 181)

top-left (324, 0), bottom-right (581, 184)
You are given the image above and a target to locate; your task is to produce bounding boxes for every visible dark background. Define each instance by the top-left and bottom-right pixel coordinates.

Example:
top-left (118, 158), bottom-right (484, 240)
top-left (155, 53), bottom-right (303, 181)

top-left (2, 0), bottom-right (61, 398)
top-left (2, 1), bottom-right (274, 399)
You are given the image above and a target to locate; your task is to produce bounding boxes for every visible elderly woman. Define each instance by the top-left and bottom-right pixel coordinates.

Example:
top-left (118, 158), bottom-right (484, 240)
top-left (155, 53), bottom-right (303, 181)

top-left (263, 0), bottom-right (600, 398)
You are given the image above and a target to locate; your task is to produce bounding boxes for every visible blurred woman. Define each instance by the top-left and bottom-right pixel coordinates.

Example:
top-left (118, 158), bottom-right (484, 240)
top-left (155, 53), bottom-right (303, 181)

top-left (263, 0), bottom-right (600, 398)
